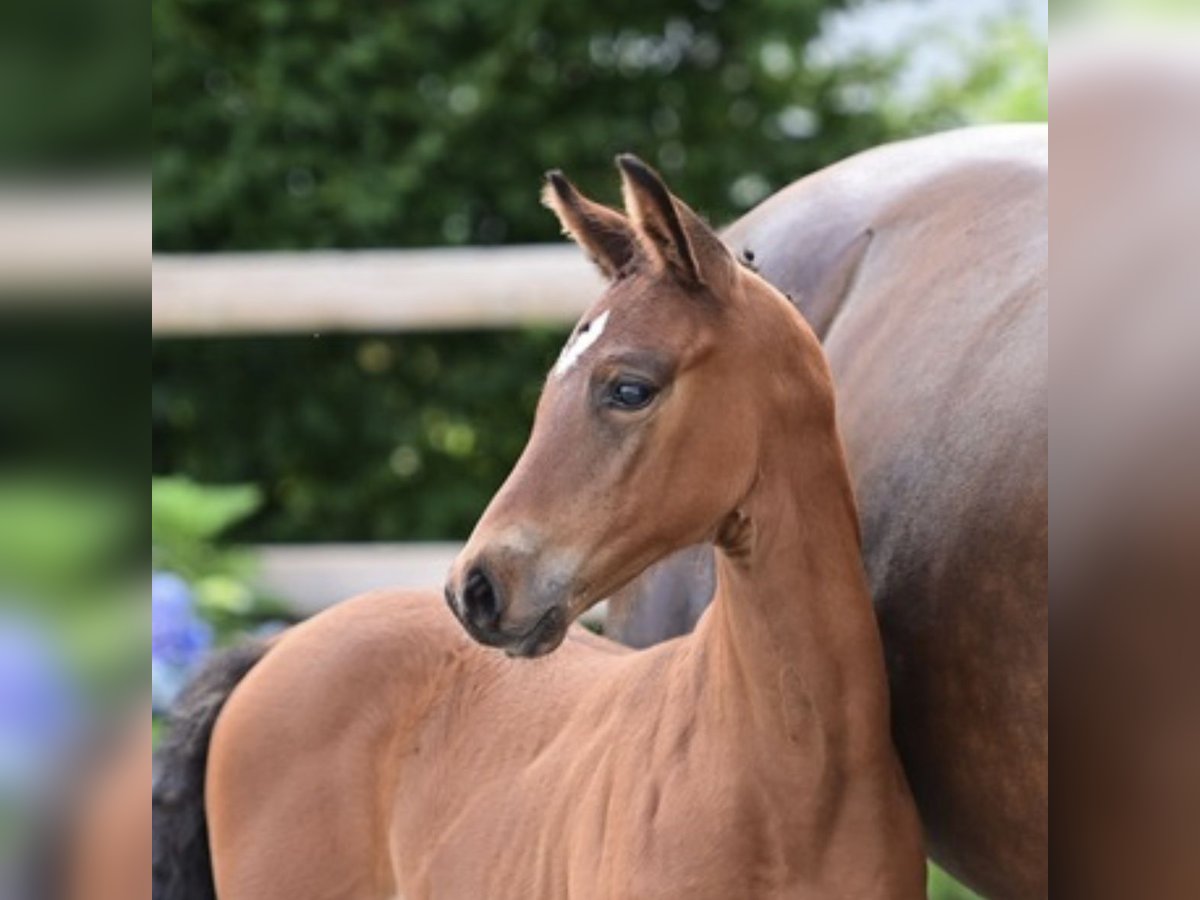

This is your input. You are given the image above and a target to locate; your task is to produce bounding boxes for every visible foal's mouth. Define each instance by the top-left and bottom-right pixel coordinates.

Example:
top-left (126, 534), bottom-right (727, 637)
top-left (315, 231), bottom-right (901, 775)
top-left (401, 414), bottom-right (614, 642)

top-left (457, 602), bottom-right (567, 660)
top-left (506, 605), bottom-right (567, 658)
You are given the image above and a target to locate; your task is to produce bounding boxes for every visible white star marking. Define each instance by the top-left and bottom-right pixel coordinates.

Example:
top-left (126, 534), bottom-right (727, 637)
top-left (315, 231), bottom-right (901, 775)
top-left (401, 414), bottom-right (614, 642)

top-left (552, 309), bottom-right (610, 378)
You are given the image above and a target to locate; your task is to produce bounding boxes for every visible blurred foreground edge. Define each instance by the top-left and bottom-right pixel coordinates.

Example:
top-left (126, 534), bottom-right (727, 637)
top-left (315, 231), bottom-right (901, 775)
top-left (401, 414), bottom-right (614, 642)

top-left (1052, 24), bottom-right (1200, 900)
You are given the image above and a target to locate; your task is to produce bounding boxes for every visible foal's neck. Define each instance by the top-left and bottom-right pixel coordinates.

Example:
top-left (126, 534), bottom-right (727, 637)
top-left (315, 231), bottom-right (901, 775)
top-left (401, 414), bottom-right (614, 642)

top-left (696, 377), bottom-right (892, 765)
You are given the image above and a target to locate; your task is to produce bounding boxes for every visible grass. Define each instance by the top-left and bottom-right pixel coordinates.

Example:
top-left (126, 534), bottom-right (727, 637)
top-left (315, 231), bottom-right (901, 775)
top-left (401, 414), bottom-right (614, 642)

top-left (929, 862), bottom-right (985, 899)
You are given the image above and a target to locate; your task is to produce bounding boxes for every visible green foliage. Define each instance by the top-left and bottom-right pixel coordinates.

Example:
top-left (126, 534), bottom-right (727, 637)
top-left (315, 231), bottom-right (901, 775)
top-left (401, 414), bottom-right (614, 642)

top-left (152, 478), bottom-right (261, 543)
top-left (153, 330), bottom-right (566, 541)
top-left (0, 480), bottom-right (130, 598)
top-left (153, 0), bottom-right (903, 251)
top-left (152, 477), bottom-right (261, 576)
top-left (151, 476), bottom-right (289, 636)
top-left (930, 863), bottom-right (984, 900)
top-left (0, 478), bottom-right (141, 693)
top-left (896, 18), bottom-right (1048, 129)
top-left (0, 0), bottom-right (144, 168)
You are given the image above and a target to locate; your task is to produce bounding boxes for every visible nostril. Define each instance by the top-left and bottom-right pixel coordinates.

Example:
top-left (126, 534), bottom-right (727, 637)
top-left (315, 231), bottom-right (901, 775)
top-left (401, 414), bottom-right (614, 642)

top-left (462, 566), bottom-right (500, 628)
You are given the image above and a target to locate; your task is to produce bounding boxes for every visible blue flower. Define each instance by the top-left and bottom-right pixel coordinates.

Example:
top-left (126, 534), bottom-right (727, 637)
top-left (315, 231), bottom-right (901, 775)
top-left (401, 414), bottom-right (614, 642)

top-left (0, 618), bottom-right (79, 799)
top-left (152, 572), bottom-right (212, 668)
top-left (152, 571), bottom-right (213, 711)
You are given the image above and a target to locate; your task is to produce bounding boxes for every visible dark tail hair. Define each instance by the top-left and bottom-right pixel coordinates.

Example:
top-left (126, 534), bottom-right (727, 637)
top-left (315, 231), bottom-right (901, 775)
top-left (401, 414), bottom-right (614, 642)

top-left (153, 640), bottom-right (271, 900)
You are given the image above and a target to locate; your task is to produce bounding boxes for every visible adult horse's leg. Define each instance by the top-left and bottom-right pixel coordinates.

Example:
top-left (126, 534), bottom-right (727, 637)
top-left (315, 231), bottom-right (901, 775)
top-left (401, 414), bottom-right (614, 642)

top-left (604, 544), bottom-right (712, 648)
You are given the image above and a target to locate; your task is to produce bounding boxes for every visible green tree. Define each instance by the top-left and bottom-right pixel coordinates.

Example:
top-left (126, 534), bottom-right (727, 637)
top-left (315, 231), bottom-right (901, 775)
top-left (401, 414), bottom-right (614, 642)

top-left (153, 0), bottom-right (900, 251)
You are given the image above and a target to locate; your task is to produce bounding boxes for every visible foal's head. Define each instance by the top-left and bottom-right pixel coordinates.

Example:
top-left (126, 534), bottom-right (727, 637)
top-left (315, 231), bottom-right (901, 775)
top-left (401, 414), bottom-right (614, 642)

top-left (445, 156), bottom-right (830, 657)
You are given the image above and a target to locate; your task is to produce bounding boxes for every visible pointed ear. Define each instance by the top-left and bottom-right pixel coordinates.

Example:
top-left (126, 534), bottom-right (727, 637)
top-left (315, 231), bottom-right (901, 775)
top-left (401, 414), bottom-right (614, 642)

top-left (616, 154), bottom-right (736, 290)
top-left (541, 170), bottom-right (637, 280)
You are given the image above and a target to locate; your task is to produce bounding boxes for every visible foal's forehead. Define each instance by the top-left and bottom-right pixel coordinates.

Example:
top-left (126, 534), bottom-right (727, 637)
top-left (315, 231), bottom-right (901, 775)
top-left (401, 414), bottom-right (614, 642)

top-left (552, 307), bottom-right (611, 378)
top-left (551, 278), bottom-right (709, 380)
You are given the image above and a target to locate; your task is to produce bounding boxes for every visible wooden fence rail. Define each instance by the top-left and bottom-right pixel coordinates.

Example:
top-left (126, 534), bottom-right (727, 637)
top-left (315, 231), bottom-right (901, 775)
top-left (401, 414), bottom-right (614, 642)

top-left (152, 245), bottom-right (603, 336)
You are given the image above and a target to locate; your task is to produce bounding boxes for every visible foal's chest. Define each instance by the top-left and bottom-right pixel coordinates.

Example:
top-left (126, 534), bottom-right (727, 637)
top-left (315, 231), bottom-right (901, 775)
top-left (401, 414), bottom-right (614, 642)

top-left (396, 740), bottom-right (799, 900)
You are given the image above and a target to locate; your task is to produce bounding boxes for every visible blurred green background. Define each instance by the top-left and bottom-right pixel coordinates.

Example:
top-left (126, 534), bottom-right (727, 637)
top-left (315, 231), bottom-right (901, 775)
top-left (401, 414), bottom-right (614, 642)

top-left (152, 2), bottom-right (1044, 896)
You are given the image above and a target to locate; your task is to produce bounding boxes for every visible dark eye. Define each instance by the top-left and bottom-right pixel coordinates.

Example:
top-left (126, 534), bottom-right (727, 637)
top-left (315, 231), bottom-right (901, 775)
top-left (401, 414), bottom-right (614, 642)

top-left (607, 379), bottom-right (658, 411)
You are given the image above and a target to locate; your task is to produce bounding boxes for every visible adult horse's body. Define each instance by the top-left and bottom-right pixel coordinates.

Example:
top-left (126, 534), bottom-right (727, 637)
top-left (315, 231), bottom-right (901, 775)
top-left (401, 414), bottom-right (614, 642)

top-left (156, 158), bottom-right (927, 899)
top-left (609, 125), bottom-right (1048, 899)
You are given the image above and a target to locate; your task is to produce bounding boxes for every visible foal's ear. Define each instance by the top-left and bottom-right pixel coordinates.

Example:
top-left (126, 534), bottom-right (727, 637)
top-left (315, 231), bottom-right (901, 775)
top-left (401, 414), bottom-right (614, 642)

top-left (616, 154), bottom-right (736, 291)
top-left (542, 171), bottom-right (637, 280)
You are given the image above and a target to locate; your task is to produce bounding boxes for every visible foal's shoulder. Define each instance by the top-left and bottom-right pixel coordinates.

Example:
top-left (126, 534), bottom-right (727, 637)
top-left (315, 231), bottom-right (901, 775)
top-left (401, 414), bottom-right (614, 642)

top-left (205, 589), bottom-right (464, 897)
top-left (290, 587), bottom-right (471, 690)
top-left (218, 588), bottom-right (469, 744)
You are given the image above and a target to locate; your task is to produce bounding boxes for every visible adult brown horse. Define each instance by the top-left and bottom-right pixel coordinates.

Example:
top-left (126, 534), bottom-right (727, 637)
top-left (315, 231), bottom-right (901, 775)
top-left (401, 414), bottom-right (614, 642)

top-left (155, 157), bottom-right (927, 899)
top-left (607, 124), bottom-right (1047, 900)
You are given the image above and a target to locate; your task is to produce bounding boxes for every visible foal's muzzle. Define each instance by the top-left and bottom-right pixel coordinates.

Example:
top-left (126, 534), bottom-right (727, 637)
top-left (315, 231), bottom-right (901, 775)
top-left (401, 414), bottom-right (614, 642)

top-left (458, 566), bottom-right (502, 635)
top-left (444, 559), bottom-right (570, 659)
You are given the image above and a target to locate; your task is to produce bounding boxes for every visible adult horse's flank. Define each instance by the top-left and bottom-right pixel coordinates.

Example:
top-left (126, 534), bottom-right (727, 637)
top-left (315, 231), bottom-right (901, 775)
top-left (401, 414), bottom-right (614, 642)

top-left (155, 157), bottom-right (925, 899)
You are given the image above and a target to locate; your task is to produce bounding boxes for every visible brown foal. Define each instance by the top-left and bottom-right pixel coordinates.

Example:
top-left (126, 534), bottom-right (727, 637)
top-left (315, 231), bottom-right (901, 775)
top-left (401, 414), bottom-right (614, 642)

top-left (201, 157), bottom-right (925, 899)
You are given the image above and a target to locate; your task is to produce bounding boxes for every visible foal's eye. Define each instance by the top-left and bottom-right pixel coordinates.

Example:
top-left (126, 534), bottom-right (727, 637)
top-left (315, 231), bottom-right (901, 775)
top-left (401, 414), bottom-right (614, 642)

top-left (607, 379), bottom-right (658, 411)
